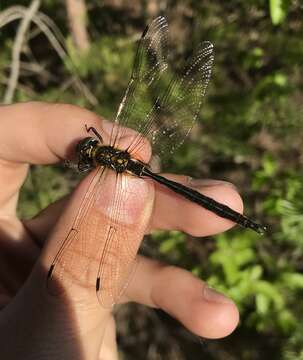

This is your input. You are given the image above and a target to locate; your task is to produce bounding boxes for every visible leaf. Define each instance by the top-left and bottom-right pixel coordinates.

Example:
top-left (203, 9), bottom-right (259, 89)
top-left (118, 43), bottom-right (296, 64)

top-left (256, 293), bottom-right (270, 314)
top-left (269, 0), bottom-right (289, 25)
top-left (282, 273), bottom-right (303, 290)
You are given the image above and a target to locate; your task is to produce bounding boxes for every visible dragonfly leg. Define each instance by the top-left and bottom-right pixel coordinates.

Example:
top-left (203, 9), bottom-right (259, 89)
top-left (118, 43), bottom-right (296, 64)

top-left (78, 161), bottom-right (94, 172)
top-left (64, 159), bottom-right (79, 170)
top-left (85, 125), bottom-right (103, 143)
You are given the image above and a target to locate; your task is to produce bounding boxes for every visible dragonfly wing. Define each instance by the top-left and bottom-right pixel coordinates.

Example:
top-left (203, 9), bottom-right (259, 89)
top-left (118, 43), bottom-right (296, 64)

top-left (47, 169), bottom-right (149, 308)
top-left (127, 41), bottom-right (214, 161)
top-left (111, 16), bottom-right (214, 161)
top-left (95, 173), bottom-right (148, 307)
top-left (46, 167), bottom-right (107, 297)
top-left (110, 16), bottom-right (169, 149)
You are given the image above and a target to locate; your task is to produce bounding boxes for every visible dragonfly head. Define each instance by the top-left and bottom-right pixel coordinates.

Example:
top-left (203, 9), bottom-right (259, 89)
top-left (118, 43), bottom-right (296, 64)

top-left (76, 137), bottom-right (99, 156)
top-left (76, 137), bottom-right (99, 172)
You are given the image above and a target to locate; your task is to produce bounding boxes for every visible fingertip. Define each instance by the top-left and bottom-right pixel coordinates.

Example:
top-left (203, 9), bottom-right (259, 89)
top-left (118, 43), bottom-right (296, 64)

top-left (0, 102), bottom-right (108, 164)
top-left (143, 265), bottom-right (239, 339)
top-left (190, 182), bottom-right (244, 236)
top-left (210, 183), bottom-right (244, 215)
top-left (152, 175), bottom-right (244, 237)
top-left (190, 290), bottom-right (239, 338)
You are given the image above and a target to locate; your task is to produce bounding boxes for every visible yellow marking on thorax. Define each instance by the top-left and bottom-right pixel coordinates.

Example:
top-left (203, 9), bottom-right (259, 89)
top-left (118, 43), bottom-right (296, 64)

top-left (90, 146), bottom-right (99, 158)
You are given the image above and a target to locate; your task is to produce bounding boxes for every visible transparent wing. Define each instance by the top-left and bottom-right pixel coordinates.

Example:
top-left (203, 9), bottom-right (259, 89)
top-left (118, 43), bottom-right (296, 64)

top-left (110, 16), bottom-right (169, 149)
top-left (47, 169), bottom-right (146, 308)
top-left (127, 41), bottom-right (214, 161)
top-left (46, 167), bottom-right (106, 298)
top-left (95, 174), bottom-right (145, 306)
top-left (110, 16), bottom-right (214, 162)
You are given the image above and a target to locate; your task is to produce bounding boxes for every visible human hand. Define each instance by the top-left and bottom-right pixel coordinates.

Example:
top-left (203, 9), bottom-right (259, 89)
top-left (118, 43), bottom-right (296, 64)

top-left (0, 102), bottom-right (240, 359)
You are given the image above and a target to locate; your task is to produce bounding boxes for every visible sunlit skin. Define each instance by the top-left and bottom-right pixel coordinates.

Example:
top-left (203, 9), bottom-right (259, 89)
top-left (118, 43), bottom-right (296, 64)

top-left (0, 102), bottom-right (240, 359)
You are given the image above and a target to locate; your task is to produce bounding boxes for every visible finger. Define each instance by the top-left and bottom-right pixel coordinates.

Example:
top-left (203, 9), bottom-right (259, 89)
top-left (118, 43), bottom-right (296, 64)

top-left (0, 161), bottom-right (28, 217)
top-left (24, 176), bottom-right (243, 247)
top-left (0, 102), bottom-right (110, 298)
top-left (150, 174), bottom-right (243, 236)
top-left (125, 256), bottom-right (239, 339)
top-left (5, 159), bottom-right (154, 359)
top-left (0, 102), bottom-right (110, 213)
top-left (0, 102), bottom-right (151, 166)
top-left (98, 316), bottom-right (119, 360)
top-left (0, 102), bottom-right (109, 164)
top-left (0, 102), bottom-right (154, 357)
top-left (23, 195), bottom-right (70, 247)
top-left (44, 169), bottom-right (153, 352)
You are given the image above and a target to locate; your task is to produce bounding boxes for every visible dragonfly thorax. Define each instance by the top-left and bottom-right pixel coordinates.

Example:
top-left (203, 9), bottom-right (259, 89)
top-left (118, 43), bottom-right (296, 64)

top-left (95, 145), bottom-right (131, 173)
top-left (77, 136), bottom-right (139, 174)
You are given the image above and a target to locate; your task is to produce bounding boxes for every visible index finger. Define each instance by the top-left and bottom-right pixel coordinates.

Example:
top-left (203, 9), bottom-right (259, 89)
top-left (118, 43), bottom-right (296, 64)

top-left (0, 102), bottom-right (109, 164)
top-left (0, 102), bottom-right (110, 212)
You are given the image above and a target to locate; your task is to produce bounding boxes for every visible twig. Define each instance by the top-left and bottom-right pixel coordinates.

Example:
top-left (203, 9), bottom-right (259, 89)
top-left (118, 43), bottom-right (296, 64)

top-left (0, 3), bottom-right (97, 106)
top-left (34, 14), bottom-right (98, 105)
top-left (0, 6), bottom-right (25, 27)
top-left (3, 0), bottom-right (40, 104)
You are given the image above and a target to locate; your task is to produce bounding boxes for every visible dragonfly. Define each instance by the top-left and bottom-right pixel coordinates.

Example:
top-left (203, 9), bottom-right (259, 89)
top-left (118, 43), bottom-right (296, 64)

top-left (47, 16), bottom-right (267, 308)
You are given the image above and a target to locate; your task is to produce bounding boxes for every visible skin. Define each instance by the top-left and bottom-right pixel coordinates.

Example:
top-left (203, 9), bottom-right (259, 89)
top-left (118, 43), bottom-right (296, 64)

top-left (0, 102), bottom-right (241, 359)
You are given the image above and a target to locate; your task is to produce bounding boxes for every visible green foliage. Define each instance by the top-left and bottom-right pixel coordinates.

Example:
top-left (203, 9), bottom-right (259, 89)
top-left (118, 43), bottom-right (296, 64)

top-left (269, 0), bottom-right (290, 25)
top-left (207, 231), bottom-right (299, 333)
top-left (18, 165), bottom-right (73, 219)
top-left (152, 230), bottom-right (186, 262)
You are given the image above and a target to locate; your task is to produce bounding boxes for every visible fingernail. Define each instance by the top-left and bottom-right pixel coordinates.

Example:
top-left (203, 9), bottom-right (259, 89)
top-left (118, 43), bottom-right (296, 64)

top-left (188, 178), bottom-right (237, 190)
top-left (203, 286), bottom-right (234, 304)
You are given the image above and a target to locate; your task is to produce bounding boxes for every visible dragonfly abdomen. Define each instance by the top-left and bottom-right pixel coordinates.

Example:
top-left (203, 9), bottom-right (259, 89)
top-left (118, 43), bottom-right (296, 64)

top-left (126, 159), bottom-right (146, 176)
top-left (141, 167), bottom-right (266, 234)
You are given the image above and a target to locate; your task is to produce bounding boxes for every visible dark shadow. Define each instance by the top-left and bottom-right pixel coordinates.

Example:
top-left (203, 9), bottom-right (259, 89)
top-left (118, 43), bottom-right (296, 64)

top-left (0, 224), bottom-right (91, 359)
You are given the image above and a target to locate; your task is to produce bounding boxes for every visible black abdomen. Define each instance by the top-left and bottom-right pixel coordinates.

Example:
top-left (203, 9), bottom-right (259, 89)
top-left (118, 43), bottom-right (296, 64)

top-left (126, 159), bottom-right (146, 176)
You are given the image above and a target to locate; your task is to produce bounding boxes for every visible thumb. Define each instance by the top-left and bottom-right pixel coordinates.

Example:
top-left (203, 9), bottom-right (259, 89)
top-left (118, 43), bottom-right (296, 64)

top-left (0, 168), bottom-right (154, 359)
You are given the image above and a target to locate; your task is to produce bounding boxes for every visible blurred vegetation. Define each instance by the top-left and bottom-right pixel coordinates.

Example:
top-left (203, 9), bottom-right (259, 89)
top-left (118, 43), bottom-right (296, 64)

top-left (1, 1), bottom-right (303, 359)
